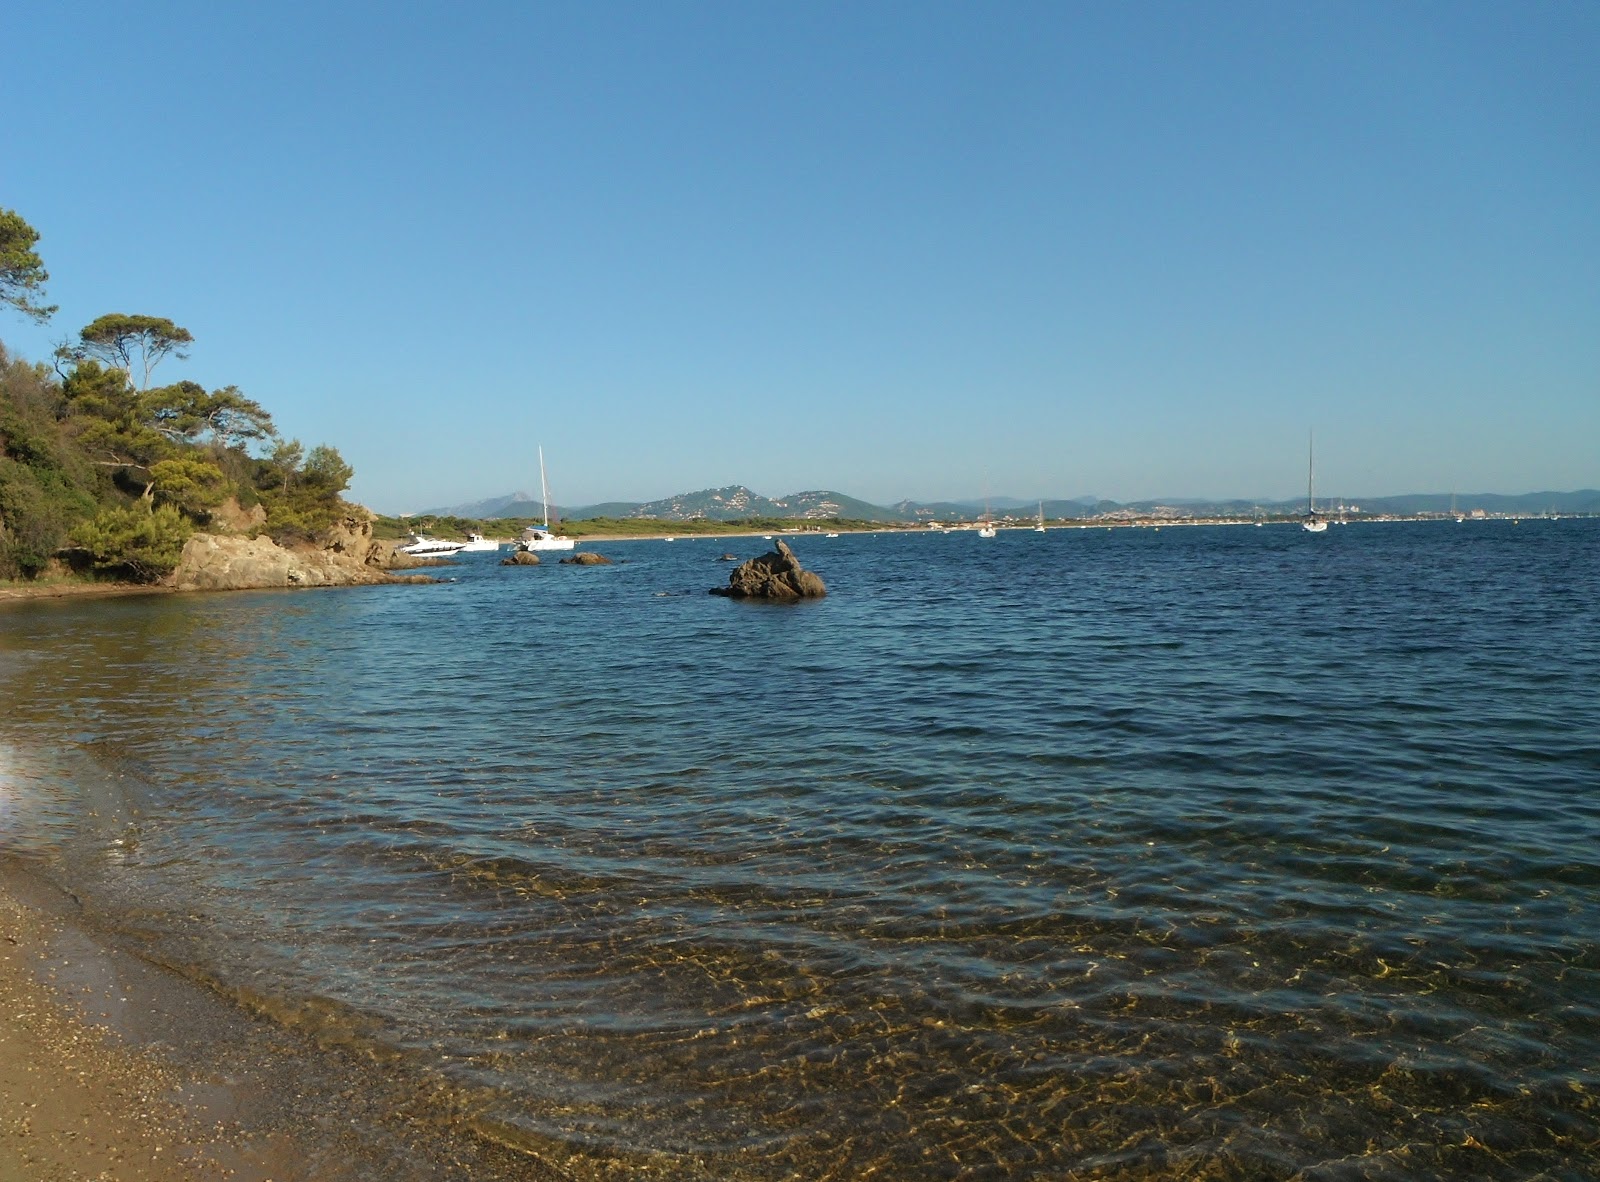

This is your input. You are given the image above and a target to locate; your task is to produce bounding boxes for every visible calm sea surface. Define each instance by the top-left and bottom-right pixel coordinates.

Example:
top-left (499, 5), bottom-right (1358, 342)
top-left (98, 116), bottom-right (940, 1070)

top-left (2, 520), bottom-right (1597, 1179)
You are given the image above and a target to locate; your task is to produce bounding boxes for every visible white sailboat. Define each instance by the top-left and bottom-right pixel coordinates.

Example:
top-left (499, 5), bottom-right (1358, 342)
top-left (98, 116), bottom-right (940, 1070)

top-left (517, 446), bottom-right (576, 552)
top-left (1034, 501), bottom-right (1046, 533)
top-left (1303, 431), bottom-right (1328, 533)
top-left (977, 495), bottom-right (996, 537)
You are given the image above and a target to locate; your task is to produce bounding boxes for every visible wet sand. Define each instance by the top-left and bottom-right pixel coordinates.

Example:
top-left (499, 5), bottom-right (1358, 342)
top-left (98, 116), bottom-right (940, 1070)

top-left (0, 580), bottom-right (173, 603)
top-left (0, 867), bottom-right (571, 1182)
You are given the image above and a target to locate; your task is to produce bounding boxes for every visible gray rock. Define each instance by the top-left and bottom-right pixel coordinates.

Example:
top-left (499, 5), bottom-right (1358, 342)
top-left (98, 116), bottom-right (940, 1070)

top-left (559, 552), bottom-right (612, 565)
top-left (502, 551), bottom-right (541, 565)
top-left (710, 540), bottom-right (826, 599)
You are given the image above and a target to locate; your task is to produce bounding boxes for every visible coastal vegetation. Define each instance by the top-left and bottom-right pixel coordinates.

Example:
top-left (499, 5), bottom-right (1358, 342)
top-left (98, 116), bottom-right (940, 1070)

top-left (0, 208), bottom-right (355, 583)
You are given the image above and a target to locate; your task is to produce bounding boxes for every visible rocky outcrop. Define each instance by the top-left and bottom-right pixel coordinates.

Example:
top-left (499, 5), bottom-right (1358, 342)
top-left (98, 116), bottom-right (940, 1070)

top-left (169, 533), bottom-right (432, 592)
top-left (501, 551), bottom-right (541, 566)
top-left (710, 540), bottom-right (826, 600)
top-left (207, 497), bottom-right (268, 534)
top-left (323, 507), bottom-right (406, 568)
top-left (560, 552), bottom-right (612, 565)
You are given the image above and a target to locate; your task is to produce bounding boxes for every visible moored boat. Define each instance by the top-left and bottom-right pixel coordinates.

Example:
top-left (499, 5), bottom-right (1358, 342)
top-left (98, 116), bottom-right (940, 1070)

top-left (398, 533), bottom-right (467, 557)
top-left (515, 447), bottom-right (577, 553)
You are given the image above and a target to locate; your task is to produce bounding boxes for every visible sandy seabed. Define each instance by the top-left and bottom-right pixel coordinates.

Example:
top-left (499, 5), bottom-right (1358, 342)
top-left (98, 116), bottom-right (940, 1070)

top-left (0, 868), bottom-right (570, 1182)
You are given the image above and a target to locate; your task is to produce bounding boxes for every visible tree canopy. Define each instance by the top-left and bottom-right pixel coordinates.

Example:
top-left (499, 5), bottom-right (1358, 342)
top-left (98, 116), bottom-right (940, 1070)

top-left (65, 313), bottom-right (194, 390)
top-left (0, 209), bottom-right (55, 324)
top-left (0, 206), bottom-right (362, 584)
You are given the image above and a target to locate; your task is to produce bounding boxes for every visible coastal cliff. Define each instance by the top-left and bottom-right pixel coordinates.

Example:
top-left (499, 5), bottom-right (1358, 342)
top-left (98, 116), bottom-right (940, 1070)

top-left (169, 508), bottom-right (432, 592)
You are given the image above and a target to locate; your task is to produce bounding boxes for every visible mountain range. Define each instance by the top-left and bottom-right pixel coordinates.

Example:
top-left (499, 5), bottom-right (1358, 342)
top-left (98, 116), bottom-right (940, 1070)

top-left (416, 486), bottom-right (1600, 522)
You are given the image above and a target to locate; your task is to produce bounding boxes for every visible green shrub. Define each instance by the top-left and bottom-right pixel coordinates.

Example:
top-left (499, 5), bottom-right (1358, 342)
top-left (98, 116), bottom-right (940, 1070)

top-left (0, 457), bottom-right (95, 579)
top-left (68, 503), bottom-right (192, 582)
top-left (149, 457), bottom-right (228, 517)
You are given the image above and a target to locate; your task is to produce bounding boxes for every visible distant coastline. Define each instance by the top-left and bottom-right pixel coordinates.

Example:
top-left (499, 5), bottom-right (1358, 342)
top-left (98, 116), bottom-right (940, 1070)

top-left (407, 484), bottom-right (1600, 529)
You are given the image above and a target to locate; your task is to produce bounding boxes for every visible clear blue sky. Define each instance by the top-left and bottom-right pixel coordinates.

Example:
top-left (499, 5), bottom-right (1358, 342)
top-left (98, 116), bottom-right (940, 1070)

top-left (3, 1), bottom-right (1596, 512)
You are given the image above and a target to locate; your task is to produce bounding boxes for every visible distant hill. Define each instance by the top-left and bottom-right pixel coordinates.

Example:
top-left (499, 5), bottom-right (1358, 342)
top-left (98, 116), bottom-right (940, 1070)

top-left (421, 491), bottom-right (537, 518)
top-left (565, 486), bottom-right (906, 523)
top-left (417, 486), bottom-right (1600, 523)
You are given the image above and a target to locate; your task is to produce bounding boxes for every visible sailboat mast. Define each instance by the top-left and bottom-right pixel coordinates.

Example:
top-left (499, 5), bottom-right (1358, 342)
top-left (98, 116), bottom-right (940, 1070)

top-left (1307, 430), bottom-right (1315, 514)
top-left (539, 446), bottom-right (550, 529)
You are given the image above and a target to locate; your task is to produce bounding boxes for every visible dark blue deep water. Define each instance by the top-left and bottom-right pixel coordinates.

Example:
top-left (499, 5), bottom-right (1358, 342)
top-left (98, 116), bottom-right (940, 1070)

top-left (2, 520), bottom-right (1598, 1179)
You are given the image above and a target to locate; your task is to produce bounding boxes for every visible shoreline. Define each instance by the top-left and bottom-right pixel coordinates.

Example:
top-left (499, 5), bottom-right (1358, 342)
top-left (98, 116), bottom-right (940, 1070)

top-left (0, 579), bottom-right (176, 603)
top-left (0, 863), bottom-right (568, 1181)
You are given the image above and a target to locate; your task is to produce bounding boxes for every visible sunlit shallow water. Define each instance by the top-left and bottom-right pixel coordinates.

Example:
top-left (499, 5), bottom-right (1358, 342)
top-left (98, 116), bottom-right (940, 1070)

top-left (2, 520), bottom-right (1598, 1178)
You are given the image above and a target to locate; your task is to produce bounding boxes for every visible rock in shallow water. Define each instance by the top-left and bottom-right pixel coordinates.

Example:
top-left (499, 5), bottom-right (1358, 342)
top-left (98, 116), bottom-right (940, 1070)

top-left (710, 540), bottom-right (826, 599)
top-left (501, 551), bottom-right (541, 565)
top-left (559, 552), bottom-right (612, 565)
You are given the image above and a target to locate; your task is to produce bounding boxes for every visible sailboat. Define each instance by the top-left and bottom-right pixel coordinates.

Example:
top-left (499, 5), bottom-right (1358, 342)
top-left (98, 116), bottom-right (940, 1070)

top-left (1302, 432), bottom-right (1327, 533)
top-left (976, 493), bottom-right (997, 537)
top-left (1034, 501), bottom-right (1046, 533)
top-left (516, 446), bottom-right (576, 552)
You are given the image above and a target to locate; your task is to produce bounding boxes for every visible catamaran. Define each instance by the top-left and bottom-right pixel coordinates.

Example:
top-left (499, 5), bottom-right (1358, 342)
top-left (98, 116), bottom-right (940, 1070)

top-left (517, 446), bottom-right (576, 552)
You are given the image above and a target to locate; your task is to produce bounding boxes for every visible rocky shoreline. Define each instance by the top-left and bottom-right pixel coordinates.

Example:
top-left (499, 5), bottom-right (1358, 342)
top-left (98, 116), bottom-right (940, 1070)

top-left (2, 507), bottom-right (439, 601)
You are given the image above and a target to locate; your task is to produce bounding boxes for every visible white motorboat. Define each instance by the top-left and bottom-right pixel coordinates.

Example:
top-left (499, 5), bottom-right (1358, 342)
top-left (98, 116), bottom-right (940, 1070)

top-left (458, 533), bottom-right (501, 553)
top-left (516, 446), bottom-right (577, 553)
top-left (1303, 431), bottom-right (1328, 533)
top-left (398, 533), bottom-right (466, 557)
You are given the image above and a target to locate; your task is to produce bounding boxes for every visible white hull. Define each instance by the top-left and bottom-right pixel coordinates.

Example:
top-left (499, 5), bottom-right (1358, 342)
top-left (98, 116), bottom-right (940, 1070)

top-left (978, 525), bottom-right (997, 538)
top-left (458, 534), bottom-right (502, 552)
top-left (1302, 519), bottom-right (1328, 533)
top-left (517, 530), bottom-right (576, 553)
top-left (398, 535), bottom-right (466, 557)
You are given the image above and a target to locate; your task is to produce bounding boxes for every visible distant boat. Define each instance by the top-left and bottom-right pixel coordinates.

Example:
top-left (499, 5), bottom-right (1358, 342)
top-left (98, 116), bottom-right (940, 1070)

top-left (978, 498), bottom-right (996, 538)
top-left (398, 533), bottom-right (466, 557)
top-left (1034, 502), bottom-right (1046, 533)
top-left (825, 532), bottom-right (839, 538)
top-left (458, 533), bottom-right (501, 553)
top-left (517, 446), bottom-right (576, 553)
top-left (1303, 432), bottom-right (1328, 533)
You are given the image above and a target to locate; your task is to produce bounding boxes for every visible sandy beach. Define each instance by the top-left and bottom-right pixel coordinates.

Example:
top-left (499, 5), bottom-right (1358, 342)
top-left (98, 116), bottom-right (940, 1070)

top-left (0, 868), bottom-right (561, 1182)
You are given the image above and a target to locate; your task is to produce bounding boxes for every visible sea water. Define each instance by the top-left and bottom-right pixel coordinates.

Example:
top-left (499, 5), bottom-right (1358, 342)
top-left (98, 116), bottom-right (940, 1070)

top-left (1, 520), bottom-right (1597, 1179)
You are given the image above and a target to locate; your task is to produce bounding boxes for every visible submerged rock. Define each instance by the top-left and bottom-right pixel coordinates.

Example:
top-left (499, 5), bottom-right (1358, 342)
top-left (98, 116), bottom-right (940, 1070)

top-left (559, 552), bottom-right (612, 565)
top-left (718, 553), bottom-right (739, 562)
top-left (501, 551), bottom-right (541, 566)
top-left (710, 540), bottom-right (826, 600)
